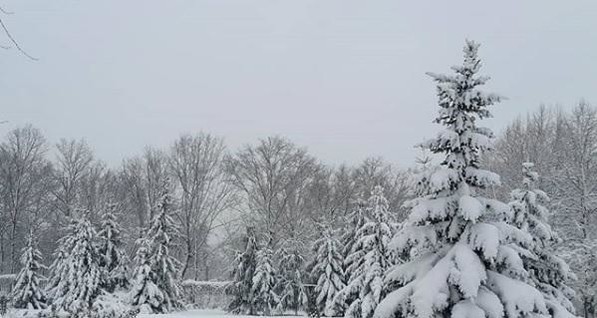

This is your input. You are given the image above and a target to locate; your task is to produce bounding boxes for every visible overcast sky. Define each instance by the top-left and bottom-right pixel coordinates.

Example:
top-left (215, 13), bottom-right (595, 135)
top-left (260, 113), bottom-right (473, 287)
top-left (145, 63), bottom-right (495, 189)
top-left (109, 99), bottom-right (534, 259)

top-left (2, 0), bottom-right (597, 167)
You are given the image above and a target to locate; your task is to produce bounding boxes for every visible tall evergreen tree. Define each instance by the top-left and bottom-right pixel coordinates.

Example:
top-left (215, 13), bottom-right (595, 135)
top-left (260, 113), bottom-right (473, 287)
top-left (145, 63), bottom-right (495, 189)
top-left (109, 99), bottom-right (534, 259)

top-left (11, 231), bottom-right (47, 309)
top-left (336, 186), bottom-right (393, 318)
top-left (376, 41), bottom-right (551, 318)
top-left (508, 162), bottom-right (576, 317)
top-left (252, 241), bottom-right (279, 316)
top-left (227, 227), bottom-right (258, 315)
top-left (97, 203), bottom-right (130, 292)
top-left (48, 216), bottom-right (104, 313)
top-left (310, 225), bottom-right (346, 317)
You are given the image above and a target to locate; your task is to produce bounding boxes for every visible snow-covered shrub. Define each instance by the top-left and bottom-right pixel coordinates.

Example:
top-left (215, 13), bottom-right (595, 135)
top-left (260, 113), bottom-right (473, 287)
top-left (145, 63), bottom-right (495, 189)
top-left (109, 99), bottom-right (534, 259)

top-left (91, 291), bottom-right (132, 318)
top-left (180, 280), bottom-right (230, 309)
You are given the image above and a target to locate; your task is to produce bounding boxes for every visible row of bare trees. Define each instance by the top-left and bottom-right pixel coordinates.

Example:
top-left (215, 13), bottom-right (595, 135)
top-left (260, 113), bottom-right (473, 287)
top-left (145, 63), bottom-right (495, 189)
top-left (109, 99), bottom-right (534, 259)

top-left (0, 126), bottom-right (410, 281)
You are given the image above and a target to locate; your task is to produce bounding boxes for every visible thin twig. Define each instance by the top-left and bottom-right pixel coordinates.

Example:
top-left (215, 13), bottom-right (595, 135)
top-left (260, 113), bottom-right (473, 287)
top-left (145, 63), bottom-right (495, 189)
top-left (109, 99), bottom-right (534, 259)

top-left (0, 6), bottom-right (13, 15)
top-left (0, 16), bottom-right (37, 60)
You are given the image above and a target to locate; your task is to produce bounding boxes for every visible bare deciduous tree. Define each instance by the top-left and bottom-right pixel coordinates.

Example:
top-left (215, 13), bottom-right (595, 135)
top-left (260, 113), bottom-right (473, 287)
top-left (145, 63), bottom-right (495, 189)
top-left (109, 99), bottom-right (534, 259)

top-left (169, 133), bottom-right (237, 279)
top-left (120, 147), bottom-right (170, 233)
top-left (52, 139), bottom-right (94, 218)
top-left (225, 137), bottom-right (319, 246)
top-left (0, 125), bottom-right (49, 272)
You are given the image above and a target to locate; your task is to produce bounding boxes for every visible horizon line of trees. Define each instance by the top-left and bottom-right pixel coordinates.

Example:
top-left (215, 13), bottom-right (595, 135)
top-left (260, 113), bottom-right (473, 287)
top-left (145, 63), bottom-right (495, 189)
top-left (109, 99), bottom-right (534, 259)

top-left (0, 124), bottom-right (410, 283)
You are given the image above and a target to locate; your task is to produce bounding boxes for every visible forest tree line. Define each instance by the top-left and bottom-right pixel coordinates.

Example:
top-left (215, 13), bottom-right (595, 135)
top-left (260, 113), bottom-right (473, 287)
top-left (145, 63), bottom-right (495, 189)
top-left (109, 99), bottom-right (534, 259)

top-left (2, 102), bottom-right (596, 316)
top-left (0, 127), bottom-right (409, 282)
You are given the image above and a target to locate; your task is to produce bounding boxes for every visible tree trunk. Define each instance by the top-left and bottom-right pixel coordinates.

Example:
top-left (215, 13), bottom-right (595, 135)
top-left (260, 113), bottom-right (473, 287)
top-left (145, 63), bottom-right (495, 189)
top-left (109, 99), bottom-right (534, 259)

top-left (9, 220), bottom-right (17, 273)
top-left (0, 231), bottom-right (4, 272)
top-left (180, 237), bottom-right (193, 279)
top-left (203, 256), bottom-right (209, 281)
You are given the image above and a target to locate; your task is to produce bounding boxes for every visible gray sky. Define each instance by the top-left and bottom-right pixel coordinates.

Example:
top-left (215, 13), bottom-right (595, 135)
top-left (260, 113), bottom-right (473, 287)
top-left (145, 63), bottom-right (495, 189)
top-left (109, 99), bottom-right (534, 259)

top-left (2, 0), bottom-right (597, 167)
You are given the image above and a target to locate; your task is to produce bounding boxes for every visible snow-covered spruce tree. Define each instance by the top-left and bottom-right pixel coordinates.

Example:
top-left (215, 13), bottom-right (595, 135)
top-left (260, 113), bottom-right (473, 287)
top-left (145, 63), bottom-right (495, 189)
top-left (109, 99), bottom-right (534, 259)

top-left (227, 226), bottom-right (258, 315)
top-left (145, 192), bottom-right (183, 313)
top-left (97, 203), bottom-right (130, 292)
top-left (252, 241), bottom-right (279, 316)
top-left (508, 162), bottom-right (576, 317)
top-left (335, 199), bottom-right (368, 314)
top-left (375, 41), bottom-right (550, 318)
top-left (310, 225), bottom-right (346, 317)
top-left (336, 186), bottom-right (393, 318)
top-left (129, 236), bottom-right (163, 314)
top-left (276, 243), bottom-right (308, 315)
top-left (48, 216), bottom-right (104, 313)
top-left (11, 231), bottom-right (47, 309)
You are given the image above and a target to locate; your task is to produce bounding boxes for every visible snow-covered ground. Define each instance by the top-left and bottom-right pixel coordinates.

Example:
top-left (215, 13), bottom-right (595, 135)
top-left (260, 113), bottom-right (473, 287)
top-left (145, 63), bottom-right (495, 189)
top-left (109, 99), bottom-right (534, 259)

top-left (5, 308), bottom-right (305, 318)
top-left (140, 309), bottom-right (303, 318)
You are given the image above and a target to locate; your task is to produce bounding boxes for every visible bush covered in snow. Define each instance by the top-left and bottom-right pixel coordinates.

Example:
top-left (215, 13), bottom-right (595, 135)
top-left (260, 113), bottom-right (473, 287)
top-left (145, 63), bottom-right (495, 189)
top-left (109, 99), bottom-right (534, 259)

top-left (180, 280), bottom-right (230, 309)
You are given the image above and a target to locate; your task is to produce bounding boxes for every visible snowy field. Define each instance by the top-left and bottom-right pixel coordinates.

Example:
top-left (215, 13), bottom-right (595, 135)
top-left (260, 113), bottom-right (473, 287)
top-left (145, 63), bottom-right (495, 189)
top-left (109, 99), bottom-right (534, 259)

top-left (139, 310), bottom-right (303, 318)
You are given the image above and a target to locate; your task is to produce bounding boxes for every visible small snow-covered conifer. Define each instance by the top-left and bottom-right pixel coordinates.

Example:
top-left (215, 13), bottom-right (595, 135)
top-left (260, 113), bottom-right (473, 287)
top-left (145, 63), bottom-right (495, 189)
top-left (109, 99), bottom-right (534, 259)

top-left (276, 242), bottom-right (308, 315)
top-left (310, 225), bottom-right (346, 316)
top-left (97, 203), bottom-right (130, 292)
top-left (252, 240), bottom-right (279, 316)
top-left (48, 216), bottom-right (103, 313)
top-left (508, 162), bottom-right (576, 318)
top-left (129, 236), bottom-right (163, 314)
top-left (11, 231), bottom-right (47, 309)
top-left (336, 186), bottom-right (393, 318)
top-left (335, 199), bottom-right (368, 314)
top-left (146, 192), bottom-right (183, 312)
top-left (227, 226), bottom-right (258, 315)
